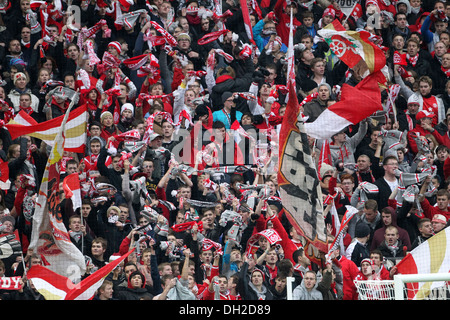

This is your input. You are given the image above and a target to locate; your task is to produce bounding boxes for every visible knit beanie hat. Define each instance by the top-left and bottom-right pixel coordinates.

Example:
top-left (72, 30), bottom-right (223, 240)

top-left (121, 103), bottom-right (134, 116)
top-left (355, 222), bottom-right (371, 238)
top-left (108, 41), bottom-right (122, 54)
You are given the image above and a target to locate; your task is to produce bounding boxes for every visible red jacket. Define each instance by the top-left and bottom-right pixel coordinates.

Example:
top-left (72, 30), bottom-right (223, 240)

top-left (337, 255), bottom-right (360, 300)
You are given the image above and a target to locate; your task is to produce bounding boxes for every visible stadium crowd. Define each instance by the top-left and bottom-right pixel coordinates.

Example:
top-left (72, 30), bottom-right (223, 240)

top-left (0, 0), bottom-right (449, 301)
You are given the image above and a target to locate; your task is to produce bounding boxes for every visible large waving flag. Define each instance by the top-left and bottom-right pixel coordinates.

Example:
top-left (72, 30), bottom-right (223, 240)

top-left (318, 20), bottom-right (386, 78)
top-left (278, 68), bottom-right (328, 255)
top-left (395, 227), bottom-right (450, 300)
top-left (27, 248), bottom-right (135, 300)
top-left (6, 105), bottom-right (88, 153)
top-left (28, 99), bottom-right (86, 279)
top-left (304, 70), bottom-right (386, 140)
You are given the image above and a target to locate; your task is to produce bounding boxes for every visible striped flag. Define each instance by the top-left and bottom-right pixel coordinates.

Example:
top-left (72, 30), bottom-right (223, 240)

top-left (318, 19), bottom-right (386, 78)
top-left (6, 105), bottom-right (88, 153)
top-left (28, 99), bottom-right (86, 280)
top-left (304, 70), bottom-right (386, 140)
top-left (27, 248), bottom-right (135, 300)
top-left (395, 227), bottom-right (450, 300)
top-left (63, 173), bottom-right (82, 211)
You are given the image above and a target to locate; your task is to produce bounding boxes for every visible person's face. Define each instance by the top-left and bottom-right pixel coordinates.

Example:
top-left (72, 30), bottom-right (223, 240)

top-left (201, 18), bottom-right (210, 31)
top-left (407, 41), bottom-right (419, 56)
top-left (322, 14), bottom-right (334, 25)
top-left (392, 36), bottom-right (405, 50)
top-left (112, 157), bottom-right (122, 171)
top-left (303, 17), bottom-right (313, 27)
top-left (175, 212), bottom-right (185, 224)
top-left (432, 221), bottom-right (446, 233)
top-left (19, 95), bottom-right (31, 108)
top-left (370, 253), bottom-right (382, 266)
top-left (90, 125), bottom-right (101, 137)
top-left (102, 115), bottom-right (113, 127)
top-left (67, 45), bottom-right (79, 60)
top-left (265, 67), bottom-right (277, 83)
top-left (151, 84), bottom-right (164, 95)
top-left (118, 206), bottom-right (129, 222)
top-left (437, 195), bottom-right (449, 210)
top-left (66, 163), bottom-right (77, 174)
top-left (20, 0), bottom-right (30, 12)
top-left (179, 187), bottom-right (191, 199)
top-left (384, 158), bottom-right (399, 175)
top-left (395, 14), bottom-right (408, 29)
top-left (258, 237), bottom-right (269, 250)
top-left (223, 95), bottom-right (235, 109)
top-left (361, 261), bottom-right (373, 276)
top-left (420, 221), bottom-right (433, 236)
top-left (341, 179), bottom-right (354, 193)
top-left (1, 221), bottom-right (13, 233)
top-left (179, 18), bottom-right (189, 31)
top-left (101, 284), bottom-right (114, 299)
top-left (419, 81), bottom-right (432, 96)
top-left (303, 272), bottom-right (316, 289)
top-left (410, 0), bottom-right (421, 7)
top-left (435, 1), bottom-right (445, 11)
top-left (397, 149), bottom-right (404, 162)
top-left (241, 115), bottom-right (252, 125)
top-left (15, 76), bottom-right (27, 89)
top-left (437, 148), bottom-right (449, 161)
top-left (301, 48), bottom-right (315, 63)
top-left (318, 86), bottom-right (330, 100)
top-left (202, 210), bottom-right (214, 226)
top-left (442, 54), bottom-right (450, 69)
top-left (364, 208), bottom-right (377, 222)
top-left (162, 122), bottom-right (174, 137)
top-left (178, 38), bottom-right (191, 50)
top-left (184, 90), bottom-right (196, 106)
top-left (124, 266), bottom-right (137, 279)
top-left (436, 21), bottom-right (448, 35)
top-left (64, 76), bottom-right (75, 89)
top-left (440, 33), bottom-right (450, 46)
top-left (43, 59), bottom-right (53, 72)
top-left (251, 271), bottom-right (264, 286)
top-left (385, 228), bottom-right (399, 245)
top-left (21, 27), bottom-right (31, 42)
top-left (201, 250), bottom-right (213, 264)
top-left (69, 218), bottom-right (82, 232)
top-left (265, 250), bottom-right (278, 264)
top-left (214, 127), bottom-right (226, 142)
top-left (435, 42), bottom-right (447, 57)
top-left (38, 69), bottom-right (50, 84)
top-left (130, 275), bottom-right (143, 288)
top-left (142, 161), bottom-right (154, 175)
top-left (91, 242), bottom-right (105, 257)
top-left (312, 61), bottom-right (325, 75)
top-left (48, 26), bottom-right (59, 38)
top-left (81, 204), bottom-right (91, 218)
top-left (382, 212), bottom-right (392, 226)
top-left (407, 103), bottom-right (420, 114)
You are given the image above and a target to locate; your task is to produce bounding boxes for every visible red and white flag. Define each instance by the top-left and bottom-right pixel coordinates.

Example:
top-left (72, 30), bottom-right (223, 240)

top-left (6, 105), bottom-right (88, 153)
top-left (28, 100), bottom-right (86, 279)
top-left (304, 70), bottom-right (386, 140)
top-left (318, 139), bottom-right (332, 180)
top-left (27, 248), bottom-right (135, 300)
top-left (63, 173), bottom-right (82, 211)
top-left (0, 277), bottom-right (23, 291)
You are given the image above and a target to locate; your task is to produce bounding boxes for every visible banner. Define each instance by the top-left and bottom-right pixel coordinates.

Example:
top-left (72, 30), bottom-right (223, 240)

top-left (395, 226), bottom-right (450, 300)
top-left (28, 99), bottom-right (86, 280)
top-left (278, 79), bottom-right (328, 254)
top-left (0, 277), bottom-right (23, 290)
top-left (318, 20), bottom-right (386, 78)
top-left (28, 248), bottom-right (135, 300)
top-left (6, 105), bottom-right (88, 153)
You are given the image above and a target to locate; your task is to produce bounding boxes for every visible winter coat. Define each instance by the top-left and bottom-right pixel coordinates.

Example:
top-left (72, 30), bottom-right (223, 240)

top-left (292, 275), bottom-right (323, 300)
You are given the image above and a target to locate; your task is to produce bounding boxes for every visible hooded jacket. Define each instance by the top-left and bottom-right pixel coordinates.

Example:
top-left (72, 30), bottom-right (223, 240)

top-left (114, 271), bottom-right (154, 300)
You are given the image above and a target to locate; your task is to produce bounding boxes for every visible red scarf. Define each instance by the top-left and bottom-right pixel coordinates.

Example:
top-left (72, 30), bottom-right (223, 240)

top-left (442, 65), bottom-right (450, 77)
top-left (407, 53), bottom-right (419, 67)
